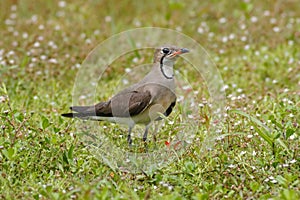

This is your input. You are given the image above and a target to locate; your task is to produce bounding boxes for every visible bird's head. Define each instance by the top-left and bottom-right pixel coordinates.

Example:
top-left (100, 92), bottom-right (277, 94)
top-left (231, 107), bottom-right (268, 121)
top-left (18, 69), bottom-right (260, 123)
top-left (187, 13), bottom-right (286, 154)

top-left (153, 46), bottom-right (189, 64)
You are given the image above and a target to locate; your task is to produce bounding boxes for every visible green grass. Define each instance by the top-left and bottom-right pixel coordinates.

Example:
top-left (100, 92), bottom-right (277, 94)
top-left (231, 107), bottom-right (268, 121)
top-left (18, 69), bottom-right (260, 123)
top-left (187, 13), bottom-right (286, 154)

top-left (0, 0), bottom-right (299, 199)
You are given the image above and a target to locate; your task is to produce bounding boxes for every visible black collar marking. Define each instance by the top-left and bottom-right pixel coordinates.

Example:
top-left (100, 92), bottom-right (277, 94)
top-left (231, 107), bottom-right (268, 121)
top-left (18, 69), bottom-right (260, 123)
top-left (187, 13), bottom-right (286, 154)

top-left (160, 54), bottom-right (173, 79)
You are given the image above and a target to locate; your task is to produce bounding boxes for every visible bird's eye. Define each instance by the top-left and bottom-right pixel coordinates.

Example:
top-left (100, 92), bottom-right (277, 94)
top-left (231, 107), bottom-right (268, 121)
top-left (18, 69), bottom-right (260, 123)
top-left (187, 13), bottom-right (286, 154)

top-left (162, 48), bottom-right (170, 54)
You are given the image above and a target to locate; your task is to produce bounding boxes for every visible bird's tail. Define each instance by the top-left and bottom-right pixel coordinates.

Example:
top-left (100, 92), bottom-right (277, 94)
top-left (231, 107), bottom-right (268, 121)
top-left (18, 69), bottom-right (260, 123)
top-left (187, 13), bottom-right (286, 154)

top-left (62, 104), bottom-right (106, 120)
top-left (61, 105), bottom-right (97, 118)
top-left (70, 105), bottom-right (95, 112)
top-left (61, 112), bottom-right (94, 118)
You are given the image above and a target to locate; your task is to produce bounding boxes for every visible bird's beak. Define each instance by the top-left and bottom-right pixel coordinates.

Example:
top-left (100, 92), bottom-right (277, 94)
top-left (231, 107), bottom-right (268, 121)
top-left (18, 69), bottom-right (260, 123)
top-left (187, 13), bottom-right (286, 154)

top-left (172, 48), bottom-right (190, 56)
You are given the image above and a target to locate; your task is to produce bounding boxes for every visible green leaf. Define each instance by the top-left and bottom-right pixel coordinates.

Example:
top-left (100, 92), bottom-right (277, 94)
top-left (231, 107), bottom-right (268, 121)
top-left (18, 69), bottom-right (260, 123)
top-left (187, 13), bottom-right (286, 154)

top-left (276, 175), bottom-right (288, 187)
top-left (68, 145), bottom-right (74, 160)
top-left (286, 128), bottom-right (295, 139)
top-left (41, 115), bottom-right (50, 130)
top-left (250, 181), bottom-right (260, 192)
top-left (280, 189), bottom-right (299, 200)
top-left (2, 147), bottom-right (15, 160)
top-left (231, 110), bottom-right (274, 146)
top-left (14, 112), bottom-right (24, 122)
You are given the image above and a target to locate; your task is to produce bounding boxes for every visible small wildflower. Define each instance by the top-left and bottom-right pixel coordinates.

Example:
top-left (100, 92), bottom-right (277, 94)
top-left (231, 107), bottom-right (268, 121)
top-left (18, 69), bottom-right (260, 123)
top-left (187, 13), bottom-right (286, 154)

top-left (282, 163), bottom-right (289, 167)
top-left (270, 179), bottom-right (277, 183)
top-left (208, 32), bottom-right (214, 38)
top-left (85, 38), bottom-right (92, 44)
top-left (264, 178), bottom-right (269, 182)
top-left (197, 27), bottom-right (204, 34)
top-left (273, 27), bottom-right (280, 32)
top-left (237, 88), bottom-right (243, 93)
top-left (182, 85), bottom-right (191, 90)
top-left (134, 20), bottom-right (141, 27)
top-left (263, 10), bottom-right (270, 16)
top-left (250, 16), bottom-right (258, 23)
top-left (222, 36), bottom-right (228, 43)
top-left (228, 164), bottom-right (236, 168)
top-left (105, 16), bottom-right (112, 22)
top-left (289, 159), bottom-right (296, 164)
top-left (11, 5), bottom-right (17, 11)
top-left (0, 96), bottom-right (6, 103)
top-left (188, 114), bottom-right (194, 119)
top-left (244, 44), bottom-right (250, 50)
top-left (241, 36), bottom-right (247, 42)
top-left (229, 33), bottom-right (235, 40)
top-left (125, 68), bottom-right (131, 73)
top-left (221, 85), bottom-right (229, 91)
top-left (219, 17), bottom-right (227, 24)
top-left (270, 18), bottom-right (277, 24)
top-left (54, 25), bottom-right (61, 31)
top-left (240, 24), bottom-right (246, 30)
top-left (177, 95), bottom-right (184, 102)
top-left (58, 1), bottom-right (66, 8)
top-left (40, 55), bottom-right (47, 60)
top-left (38, 24), bottom-right (44, 30)
top-left (288, 40), bottom-right (294, 46)
top-left (49, 58), bottom-right (58, 64)
top-left (33, 42), bottom-right (40, 48)
top-left (94, 29), bottom-right (100, 35)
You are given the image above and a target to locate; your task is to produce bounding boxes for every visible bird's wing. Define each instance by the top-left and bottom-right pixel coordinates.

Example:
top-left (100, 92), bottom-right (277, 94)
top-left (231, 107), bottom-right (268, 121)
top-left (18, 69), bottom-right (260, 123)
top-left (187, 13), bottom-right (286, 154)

top-left (105, 90), bottom-right (152, 117)
top-left (63, 90), bottom-right (152, 118)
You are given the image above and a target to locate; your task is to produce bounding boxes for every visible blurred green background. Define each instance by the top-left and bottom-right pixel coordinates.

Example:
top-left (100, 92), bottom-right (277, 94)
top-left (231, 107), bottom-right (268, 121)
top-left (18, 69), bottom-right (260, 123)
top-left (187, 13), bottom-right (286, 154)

top-left (0, 0), bottom-right (299, 199)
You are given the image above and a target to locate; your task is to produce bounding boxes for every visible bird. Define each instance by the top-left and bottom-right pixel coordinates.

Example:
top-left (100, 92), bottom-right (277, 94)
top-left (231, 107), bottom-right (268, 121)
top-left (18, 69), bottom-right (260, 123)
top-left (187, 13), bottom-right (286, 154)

top-left (62, 46), bottom-right (189, 145)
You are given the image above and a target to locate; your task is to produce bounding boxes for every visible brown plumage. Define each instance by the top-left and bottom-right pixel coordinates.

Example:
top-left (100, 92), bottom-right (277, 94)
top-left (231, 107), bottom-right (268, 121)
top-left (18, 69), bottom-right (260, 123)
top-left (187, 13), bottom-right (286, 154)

top-left (62, 46), bottom-right (189, 145)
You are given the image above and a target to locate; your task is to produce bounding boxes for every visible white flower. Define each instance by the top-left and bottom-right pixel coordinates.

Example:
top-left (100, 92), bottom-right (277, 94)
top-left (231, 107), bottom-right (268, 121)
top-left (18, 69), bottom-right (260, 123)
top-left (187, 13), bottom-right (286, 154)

top-left (58, 1), bottom-right (66, 8)
top-left (289, 159), bottom-right (296, 164)
top-left (219, 17), bottom-right (227, 24)
top-left (105, 16), bottom-right (112, 22)
top-left (250, 16), bottom-right (258, 23)
top-left (270, 179), bottom-right (277, 183)
top-left (197, 27), bottom-right (204, 34)
top-left (229, 33), bottom-right (235, 40)
top-left (33, 42), bottom-right (40, 48)
top-left (241, 36), bottom-right (247, 42)
top-left (222, 36), bottom-right (228, 43)
top-left (228, 164), bottom-right (236, 168)
top-left (270, 18), bottom-right (277, 24)
top-left (237, 88), bottom-right (243, 93)
top-left (273, 27), bottom-right (280, 32)
top-left (0, 96), bottom-right (6, 103)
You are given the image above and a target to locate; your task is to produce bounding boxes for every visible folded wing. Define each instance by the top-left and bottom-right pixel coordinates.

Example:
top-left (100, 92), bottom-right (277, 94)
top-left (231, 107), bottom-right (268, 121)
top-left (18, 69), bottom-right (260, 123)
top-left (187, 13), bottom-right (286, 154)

top-left (61, 90), bottom-right (152, 118)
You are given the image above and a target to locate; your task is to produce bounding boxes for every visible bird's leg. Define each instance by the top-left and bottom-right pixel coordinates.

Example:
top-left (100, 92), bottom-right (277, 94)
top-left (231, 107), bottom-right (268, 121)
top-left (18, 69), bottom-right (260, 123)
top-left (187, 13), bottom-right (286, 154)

top-left (143, 125), bottom-right (150, 142)
top-left (142, 125), bottom-right (150, 152)
top-left (127, 126), bottom-right (133, 146)
top-left (153, 121), bottom-right (162, 143)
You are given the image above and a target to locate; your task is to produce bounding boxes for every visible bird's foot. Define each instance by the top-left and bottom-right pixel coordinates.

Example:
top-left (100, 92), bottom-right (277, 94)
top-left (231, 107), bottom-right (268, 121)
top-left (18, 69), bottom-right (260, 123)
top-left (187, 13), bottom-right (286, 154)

top-left (127, 134), bottom-right (132, 147)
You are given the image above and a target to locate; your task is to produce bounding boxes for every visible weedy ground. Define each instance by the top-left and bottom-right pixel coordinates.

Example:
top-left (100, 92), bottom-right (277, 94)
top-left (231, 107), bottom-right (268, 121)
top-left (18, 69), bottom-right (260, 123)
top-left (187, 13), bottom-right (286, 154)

top-left (0, 1), bottom-right (299, 199)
